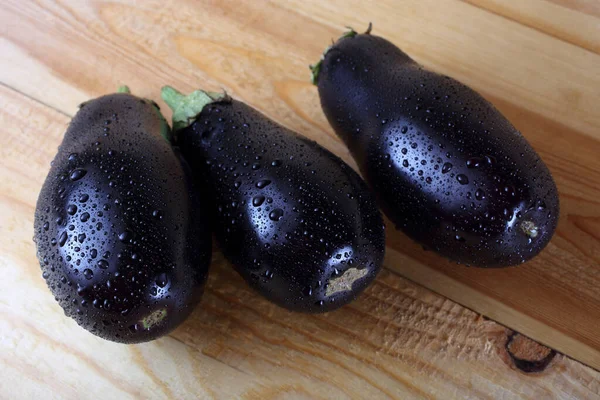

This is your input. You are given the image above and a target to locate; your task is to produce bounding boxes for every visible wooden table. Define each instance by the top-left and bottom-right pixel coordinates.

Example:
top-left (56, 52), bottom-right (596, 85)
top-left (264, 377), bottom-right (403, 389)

top-left (1, 1), bottom-right (599, 398)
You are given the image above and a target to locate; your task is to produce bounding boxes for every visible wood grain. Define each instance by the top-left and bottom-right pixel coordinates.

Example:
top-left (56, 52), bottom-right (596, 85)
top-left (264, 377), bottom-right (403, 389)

top-left (1, 0), bottom-right (600, 397)
top-left (462, 0), bottom-right (600, 54)
top-left (1, 84), bottom-right (599, 399)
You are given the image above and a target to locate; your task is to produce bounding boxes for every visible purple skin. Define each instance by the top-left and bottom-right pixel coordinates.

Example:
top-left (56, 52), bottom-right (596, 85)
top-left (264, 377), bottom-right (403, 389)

top-left (34, 89), bottom-right (212, 343)
top-left (163, 87), bottom-right (385, 313)
top-left (312, 27), bottom-right (559, 267)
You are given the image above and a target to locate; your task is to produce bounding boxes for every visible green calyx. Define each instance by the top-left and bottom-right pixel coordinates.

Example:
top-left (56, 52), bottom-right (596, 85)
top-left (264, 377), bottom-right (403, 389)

top-left (161, 86), bottom-right (230, 132)
top-left (117, 85), bottom-right (131, 94)
top-left (309, 22), bottom-right (372, 85)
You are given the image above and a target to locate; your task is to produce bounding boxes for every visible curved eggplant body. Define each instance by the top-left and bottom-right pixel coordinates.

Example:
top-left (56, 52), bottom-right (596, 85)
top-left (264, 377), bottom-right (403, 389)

top-left (173, 96), bottom-right (385, 312)
top-left (34, 92), bottom-right (212, 343)
top-left (315, 32), bottom-right (559, 267)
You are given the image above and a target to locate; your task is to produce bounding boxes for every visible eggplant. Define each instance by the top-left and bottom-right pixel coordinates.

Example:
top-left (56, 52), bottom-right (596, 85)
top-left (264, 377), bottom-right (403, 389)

top-left (33, 87), bottom-right (211, 343)
top-left (311, 26), bottom-right (559, 267)
top-left (162, 86), bottom-right (385, 312)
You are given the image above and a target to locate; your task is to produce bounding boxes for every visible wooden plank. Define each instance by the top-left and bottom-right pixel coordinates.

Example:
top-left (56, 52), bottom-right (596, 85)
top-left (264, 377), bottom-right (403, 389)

top-left (1, 84), bottom-right (599, 399)
top-left (545, 0), bottom-right (600, 18)
top-left (0, 0), bottom-right (599, 372)
top-left (461, 0), bottom-right (600, 54)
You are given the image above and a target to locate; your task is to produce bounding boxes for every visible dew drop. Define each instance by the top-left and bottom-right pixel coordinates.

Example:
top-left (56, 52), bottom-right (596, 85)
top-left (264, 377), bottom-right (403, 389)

top-left (256, 179), bottom-right (271, 189)
top-left (58, 231), bottom-right (68, 247)
top-left (118, 231), bottom-right (132, 243)
top-left (456, 174), bottom-right (469, 185)
top-left (69, 169), bottom-right (87, 181)
top-left (252, 195), bottom-right (266, 207)
top-left (269, 209), bottom-right (284, 221)
top-left (155, 272), bottom-right (169, 288)
top-left (83, 269), bottom-right (94, 280)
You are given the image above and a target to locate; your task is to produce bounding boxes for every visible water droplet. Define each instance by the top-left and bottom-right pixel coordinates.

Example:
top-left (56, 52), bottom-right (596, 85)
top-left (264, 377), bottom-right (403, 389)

top-left (58, 231), bottom-right (68, 247)
top-left (475, 189), bottom-right (485, 200)
top-left (402, 160), bottom-right (409, 168)
top-left (304, 287), bottom-right (313, 296)
top-left (155, 272), bottom-right (169, 288)
top-left (79, 194), bottom-right (89, 203)
top-left (118, 231), bottom-right (132, 243)
top-left (90, 249), bottom-right (98, 258)
top-left (466, 157), bottom-right (481, 168)
top-left (67, 204), bottom-right (78, 215)
top-left (442, 162), bottom-right (453, 174)
top-left (456, 174), bottom-right (469, 185)
top-left (42, 271), bottom-right (50, 279)
top-left (69, 169), bottom-right (87, 181)
top-left (43, 222), bottom-right (49, 231)
top-left (152, 210), bottom-right (163, 219)
top-left (256, 179), bottom-right (271, 189)
top-left (80, 212), bottom-right (90, 222)
top-left (401, 126), bottom-right (408, 133)
top-left (97, 259), bottom-right (109, 269)
top-left (252, 195), bottom-right (265, 207)
top-left (484, 155), bottom-right (496, 165)
top-left (269, 209), bottom-right (284, 221)
top-left (78, 233), bottom-right (86, 243)
top-left (83, 269), bottom-right (93, 280)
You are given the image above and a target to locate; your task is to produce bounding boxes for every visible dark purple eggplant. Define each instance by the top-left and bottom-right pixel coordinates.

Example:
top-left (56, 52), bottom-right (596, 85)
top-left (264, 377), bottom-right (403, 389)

top-left (311, 26), bottom-right (559, 267)
top-left (162, 86), bottom-right (385, 312)
top-left (33, 87), bottom-right (212, 343)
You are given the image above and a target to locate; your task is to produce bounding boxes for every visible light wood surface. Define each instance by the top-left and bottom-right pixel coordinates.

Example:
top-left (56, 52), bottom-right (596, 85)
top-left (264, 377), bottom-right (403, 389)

top-left (1, 1), bottom-right (599, 398)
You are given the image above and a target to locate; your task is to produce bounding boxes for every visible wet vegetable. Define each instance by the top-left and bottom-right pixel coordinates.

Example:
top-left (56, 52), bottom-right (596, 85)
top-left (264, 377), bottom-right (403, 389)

top-left (162, 86), bottom-right (385, 312)
top-left (312, 26), bottom-right (559, 267)
top-left (33, 87), bottom-right (212, 343)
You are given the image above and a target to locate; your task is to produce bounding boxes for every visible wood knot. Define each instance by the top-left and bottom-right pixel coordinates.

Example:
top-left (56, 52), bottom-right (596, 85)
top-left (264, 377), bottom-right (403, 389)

top-left (505, 332), bottom-right (556, 373)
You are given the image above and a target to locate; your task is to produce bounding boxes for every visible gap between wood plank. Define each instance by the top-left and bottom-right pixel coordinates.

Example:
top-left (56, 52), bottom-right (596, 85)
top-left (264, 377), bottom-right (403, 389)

top-left (0, 81), bottom-right (72, 118)
top-left (460, 0), bottom-right (599, 55)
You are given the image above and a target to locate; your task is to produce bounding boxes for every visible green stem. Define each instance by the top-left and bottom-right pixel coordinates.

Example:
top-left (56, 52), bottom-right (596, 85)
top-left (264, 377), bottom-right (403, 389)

top-left (309, 23), bottom-right (373, 85)
top-left (161, 86), bottom-right (230, 132)
top-left (117, 85), bottom-right (131, 94)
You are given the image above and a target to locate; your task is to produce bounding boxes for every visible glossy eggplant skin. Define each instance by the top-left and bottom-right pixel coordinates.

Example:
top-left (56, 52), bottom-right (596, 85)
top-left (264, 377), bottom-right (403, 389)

top-left (33, 93), bottom-right (211, 343)
top-left (315, 33), bottom-right (559, 267)
top-left (176, 100), bottom-right (385, 312)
